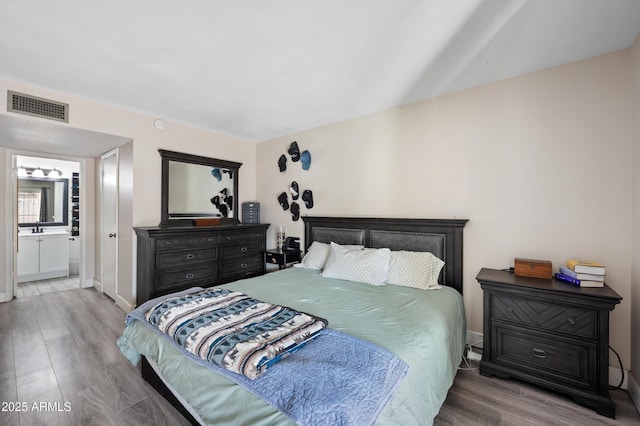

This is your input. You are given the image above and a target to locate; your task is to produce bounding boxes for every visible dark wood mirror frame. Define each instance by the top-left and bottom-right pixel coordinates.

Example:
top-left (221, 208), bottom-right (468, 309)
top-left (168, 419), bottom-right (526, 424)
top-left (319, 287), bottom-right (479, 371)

top-left (18, 176), bottom-right (69, 227)
top-left (159, 149), bottom-right (241, 226)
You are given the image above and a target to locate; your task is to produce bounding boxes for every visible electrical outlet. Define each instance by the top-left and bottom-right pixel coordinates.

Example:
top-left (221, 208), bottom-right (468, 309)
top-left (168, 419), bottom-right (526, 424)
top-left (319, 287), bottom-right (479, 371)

top-left (466, 330), bottom-right (483, 349)
top-left (467, 350), bottom-right (482, 362)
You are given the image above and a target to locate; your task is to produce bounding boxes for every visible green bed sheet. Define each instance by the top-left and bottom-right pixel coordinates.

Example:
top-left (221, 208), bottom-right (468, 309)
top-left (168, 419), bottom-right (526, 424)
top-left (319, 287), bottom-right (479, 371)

top-left (120, 267), bottom-right (466, 425)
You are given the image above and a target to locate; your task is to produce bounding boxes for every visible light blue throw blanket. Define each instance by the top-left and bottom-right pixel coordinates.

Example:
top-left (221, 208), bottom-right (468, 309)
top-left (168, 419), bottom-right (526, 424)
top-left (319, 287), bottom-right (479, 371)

top-left (119, 288), bottom-right (409, 426)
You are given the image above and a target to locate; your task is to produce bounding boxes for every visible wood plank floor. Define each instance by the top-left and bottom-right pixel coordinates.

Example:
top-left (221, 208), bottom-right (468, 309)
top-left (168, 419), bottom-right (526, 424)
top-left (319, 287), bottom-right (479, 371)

top-left (434, 366), bottom-right (640, 425)
top-left (1, 287), bottom-right (638, 425)
top-left (1, 288), bottom-right (191, 426)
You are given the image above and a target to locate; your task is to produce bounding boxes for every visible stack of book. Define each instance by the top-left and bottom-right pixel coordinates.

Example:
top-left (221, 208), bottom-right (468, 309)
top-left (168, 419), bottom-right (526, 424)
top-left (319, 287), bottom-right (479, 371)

top-left (554, 259), bottom-right (605, 288)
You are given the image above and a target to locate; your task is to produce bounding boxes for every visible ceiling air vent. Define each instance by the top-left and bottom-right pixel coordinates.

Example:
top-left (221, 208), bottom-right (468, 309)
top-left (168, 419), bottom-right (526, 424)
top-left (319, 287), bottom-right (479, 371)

top-left (7, 90), bottom-right (69, 123)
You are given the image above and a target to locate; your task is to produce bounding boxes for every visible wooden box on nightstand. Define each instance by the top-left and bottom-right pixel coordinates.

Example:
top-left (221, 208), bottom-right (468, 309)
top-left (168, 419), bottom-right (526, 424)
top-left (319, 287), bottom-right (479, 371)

top-left (476, 268), bottom-right (622, 418)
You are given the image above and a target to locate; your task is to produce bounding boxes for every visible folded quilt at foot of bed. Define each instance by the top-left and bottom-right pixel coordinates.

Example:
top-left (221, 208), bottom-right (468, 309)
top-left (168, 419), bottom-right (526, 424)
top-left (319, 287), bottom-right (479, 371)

top-left (143, 287), bottom-right (328, 379)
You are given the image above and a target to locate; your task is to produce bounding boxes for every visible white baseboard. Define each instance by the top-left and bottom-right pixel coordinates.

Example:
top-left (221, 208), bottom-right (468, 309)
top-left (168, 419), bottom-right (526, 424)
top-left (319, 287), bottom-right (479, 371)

top-left (115, 294), bottom-right (134, 313)
top-left (628, 372), bottom-right (640, 413)
top-left (609, 365), bottom-right (629, 390)
top-left (18, 270), bottom-right (69, 283)
top-left (93, 278), bottom-right (103, 292)
top-left (466, 330), bottom-right (483, 349)
top-left (93, 278), bottom-right (133, 313)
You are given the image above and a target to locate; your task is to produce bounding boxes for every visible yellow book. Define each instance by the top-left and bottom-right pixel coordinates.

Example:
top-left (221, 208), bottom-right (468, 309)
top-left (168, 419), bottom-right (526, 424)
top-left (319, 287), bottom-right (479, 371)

top-left (567, 259), bottom-right (605, 275)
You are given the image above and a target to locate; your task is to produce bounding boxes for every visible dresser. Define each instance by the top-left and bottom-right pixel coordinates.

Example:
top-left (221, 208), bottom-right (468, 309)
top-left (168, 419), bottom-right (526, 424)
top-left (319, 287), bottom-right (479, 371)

top-left (476, 268), bottom-right (622, 418)
top-left (134, 224), bottom-right (269, 305)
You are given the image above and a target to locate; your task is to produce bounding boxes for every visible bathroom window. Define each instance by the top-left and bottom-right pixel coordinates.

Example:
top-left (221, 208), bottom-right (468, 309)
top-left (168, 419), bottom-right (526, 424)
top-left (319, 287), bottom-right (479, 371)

top-left (18, 190), bottom-right (41, 223)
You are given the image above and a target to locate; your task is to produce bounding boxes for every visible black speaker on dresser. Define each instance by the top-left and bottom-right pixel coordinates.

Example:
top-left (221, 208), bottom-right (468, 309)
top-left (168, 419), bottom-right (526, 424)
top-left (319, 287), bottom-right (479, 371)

top-left (242, 202), bottom-right (260, 224)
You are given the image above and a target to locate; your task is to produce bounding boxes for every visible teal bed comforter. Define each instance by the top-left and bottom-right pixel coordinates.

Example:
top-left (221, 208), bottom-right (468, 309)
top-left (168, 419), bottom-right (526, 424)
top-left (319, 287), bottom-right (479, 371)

top-left (119, 267), bottom-right (466, 425)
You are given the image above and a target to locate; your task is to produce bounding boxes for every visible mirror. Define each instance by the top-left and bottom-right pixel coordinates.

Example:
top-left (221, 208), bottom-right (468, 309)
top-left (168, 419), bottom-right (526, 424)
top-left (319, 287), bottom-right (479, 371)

top-left (18, 177), bottom-right (69, 227)
top-left (160, 149), bottom-right (241, 226)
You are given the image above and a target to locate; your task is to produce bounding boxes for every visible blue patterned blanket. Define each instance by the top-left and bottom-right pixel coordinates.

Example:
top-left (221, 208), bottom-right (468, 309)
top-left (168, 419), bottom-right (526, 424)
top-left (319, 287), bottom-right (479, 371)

top-left (119, 287), bottom-right (409, 425)
top-left (144, 287), bottom-right (327, 379)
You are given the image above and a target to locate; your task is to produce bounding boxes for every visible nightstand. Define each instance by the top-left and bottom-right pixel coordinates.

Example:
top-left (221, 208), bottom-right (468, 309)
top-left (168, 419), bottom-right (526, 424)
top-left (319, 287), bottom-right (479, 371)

top-left (476, 268), bottom-right (622, 418)
top-left (265, 248), bottom-right (301, 270)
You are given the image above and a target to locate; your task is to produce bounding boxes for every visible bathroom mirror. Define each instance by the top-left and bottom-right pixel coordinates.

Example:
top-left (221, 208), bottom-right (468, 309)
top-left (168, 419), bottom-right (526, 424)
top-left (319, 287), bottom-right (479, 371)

top-left (159, 149), bottom-right (241, 226)
top-left (18, 177), bottom-right (69, 227)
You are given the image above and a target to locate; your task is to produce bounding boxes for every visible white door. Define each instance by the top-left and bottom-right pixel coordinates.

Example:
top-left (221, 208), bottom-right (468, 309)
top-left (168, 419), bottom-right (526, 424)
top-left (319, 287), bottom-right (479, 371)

top-left (102, 151), bottom-right (118, 300)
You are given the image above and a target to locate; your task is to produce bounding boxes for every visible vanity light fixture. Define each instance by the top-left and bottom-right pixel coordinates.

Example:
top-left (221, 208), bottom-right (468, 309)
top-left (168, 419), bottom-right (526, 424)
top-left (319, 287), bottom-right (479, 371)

top-left (47, 168), bottom-right (62, 178)
top-left (19, 166), bottom-right (64, 178)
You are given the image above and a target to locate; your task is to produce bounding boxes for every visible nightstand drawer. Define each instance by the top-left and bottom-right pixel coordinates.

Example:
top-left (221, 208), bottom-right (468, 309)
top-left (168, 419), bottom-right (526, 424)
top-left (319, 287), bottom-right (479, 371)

top-left (156, 247), bottom-right (217, 269)
top-left (494, 325), bottom-right (596, 391)
top-left (493, 294), bottom-right (597, 339)
top-left (265, 250), bottom-right (301, 266)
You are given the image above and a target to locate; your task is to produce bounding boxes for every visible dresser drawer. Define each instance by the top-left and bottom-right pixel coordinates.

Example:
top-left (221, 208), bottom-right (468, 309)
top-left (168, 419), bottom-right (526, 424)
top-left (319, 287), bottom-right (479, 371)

top-left (156, 235), bottom-right (218, 249)
top-left (494, 325), bottom-right (596, 391)
top-left (156, 265), bottom-right (217, 291)
top-left (492, 294), bottom-right (597, 339)
top-left (220, 255), bottom-right (263, 280)
top-left (156, 247), bottom-right (217, 269)
top-left (221, 241), bottom-right (263, 259)
top-left (221, 230), bottom-right (266, 244)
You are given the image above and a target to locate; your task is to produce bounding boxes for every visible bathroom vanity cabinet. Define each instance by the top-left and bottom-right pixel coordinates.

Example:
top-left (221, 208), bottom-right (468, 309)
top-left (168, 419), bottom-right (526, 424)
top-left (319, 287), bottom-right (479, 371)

top-left (17, 231), bottom-right (70, 283)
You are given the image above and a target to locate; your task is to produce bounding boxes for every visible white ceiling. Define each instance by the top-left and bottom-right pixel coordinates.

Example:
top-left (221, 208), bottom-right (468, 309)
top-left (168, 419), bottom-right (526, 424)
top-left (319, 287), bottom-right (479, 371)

top-left (1, 0), bottom-right (639, 148)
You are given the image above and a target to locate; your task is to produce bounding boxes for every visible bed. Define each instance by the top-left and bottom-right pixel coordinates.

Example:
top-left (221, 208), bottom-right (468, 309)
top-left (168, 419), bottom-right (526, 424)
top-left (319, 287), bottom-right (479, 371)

top-left (119, 216), bottom-right (468, 425)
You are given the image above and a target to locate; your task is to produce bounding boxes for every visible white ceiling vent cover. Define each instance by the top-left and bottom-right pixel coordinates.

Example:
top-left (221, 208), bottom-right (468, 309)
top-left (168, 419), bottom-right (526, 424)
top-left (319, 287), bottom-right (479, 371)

top-left (7, 90), bottom-right (68, 123)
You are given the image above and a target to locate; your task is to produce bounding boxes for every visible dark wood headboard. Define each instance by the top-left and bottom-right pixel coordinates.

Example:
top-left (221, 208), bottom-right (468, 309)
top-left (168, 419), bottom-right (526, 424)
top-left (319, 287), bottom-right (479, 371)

top-left (302, 216), bottom-right (468, 294)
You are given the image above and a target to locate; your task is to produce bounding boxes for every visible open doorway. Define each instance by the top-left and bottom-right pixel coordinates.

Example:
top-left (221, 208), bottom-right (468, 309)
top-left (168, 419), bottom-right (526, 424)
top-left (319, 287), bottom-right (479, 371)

top-left (0, 114), bottom-right (132, 308)
top-left (15, 155), bottom-right (81, 298)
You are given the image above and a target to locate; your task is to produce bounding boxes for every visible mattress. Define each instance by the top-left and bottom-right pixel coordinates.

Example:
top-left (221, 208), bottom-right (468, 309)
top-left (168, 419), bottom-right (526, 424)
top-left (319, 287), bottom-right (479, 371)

top-left (120, 267), bottom-right (466, 425)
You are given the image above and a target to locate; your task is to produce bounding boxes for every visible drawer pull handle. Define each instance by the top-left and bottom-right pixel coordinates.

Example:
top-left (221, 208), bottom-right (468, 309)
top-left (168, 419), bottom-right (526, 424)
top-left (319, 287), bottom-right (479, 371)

top-left (240, 263), bottom-right (247, 268)
top-left (241, 247), bottom-right (248, 252)
top-left (185, 273), bottom-right (194, 279)
top-left (567, 317), bottom-right (576, 325)
top-left (531, 348), bottom-right (547, 359)
top-left (186, 254), bottom-right (195, 260)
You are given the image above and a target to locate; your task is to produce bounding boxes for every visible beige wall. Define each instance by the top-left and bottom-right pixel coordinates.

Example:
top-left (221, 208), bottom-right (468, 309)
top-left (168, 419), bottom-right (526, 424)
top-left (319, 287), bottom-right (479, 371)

top-left (630, 33), bottom-right (640, 402)
top-left (257, 50), bottom-right (632, 368)
top-left (0, 76), bottom-right (257, 308)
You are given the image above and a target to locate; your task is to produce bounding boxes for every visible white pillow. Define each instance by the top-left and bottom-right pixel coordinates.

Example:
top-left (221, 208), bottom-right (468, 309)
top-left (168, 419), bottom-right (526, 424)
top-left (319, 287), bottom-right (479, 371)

top-left (301, 242), bottom-right (330, 270)
top-left (322, 242), bottom-right (391, 286)
top-left (386, 250), bottom-right (444, 290)
top-left (301, 241), bottom-right (363, 270)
